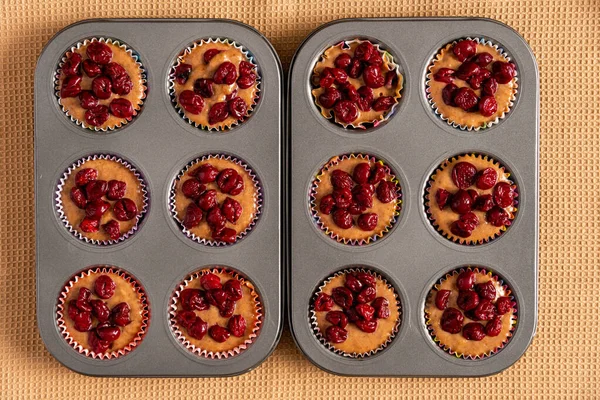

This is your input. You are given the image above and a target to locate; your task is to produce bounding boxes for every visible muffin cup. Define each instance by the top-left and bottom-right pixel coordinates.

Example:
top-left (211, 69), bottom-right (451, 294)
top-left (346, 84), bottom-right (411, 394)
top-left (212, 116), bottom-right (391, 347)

top-left (309, 267), bottom-right (401, 358)
top-left (168, 267), bottom-right (263, 359)
top-left (168, 38), bottom-right (261, 132)
top-left (425, 37), bottom-right (518, 132)
top-left (169, 153), bottom-right (263, 247)
top-left (54, 37), bottom-right (148, 132)
top-left (424, 266), bottom-right (518, 360)
top-left (312, 39), bottom-right (403, 129)
top-left (55, 153), bottom-right (149, 246)
top-left (309, 153), bottom-right (402, 245)
top-left (56, 265), bottom-right (150, 360)
top-left (424, 152), bottom-right (518, 246)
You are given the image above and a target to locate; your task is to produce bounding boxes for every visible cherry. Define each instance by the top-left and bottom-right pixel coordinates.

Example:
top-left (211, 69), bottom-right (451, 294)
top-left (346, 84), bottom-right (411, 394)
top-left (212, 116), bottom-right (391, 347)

top-left (208, 102), bottom-right (229, 124)
top-left (452, 40), bottom-right (478, 62)
top-left (347, 59), bottom-right (363, 79)
top-left (355, 319), bottom-right (378, 333)
top-left (222, 197), bottom-right (242, 223)
top-left (79, 217), bottom-right (99, 233)
top-left (457, 270), bottom-right (476, 290)
top-left (88, 299), bottom-right (110, 323)
top-left (176, 310), bottom-right (197, 329)
top-left (102, 220), bottom-right (120, 240)
top-left (223, 279), bottom-right (243, 301)
top-left (330, 169), bottom-right (353, 190)
top-left (111, 74), bottom-right (133, 96)
top-left (352, 184), bottom-right (373, 209)
top-left (325, 311), bottom-right (348, 328)
top-left (86, 42), bottom-right (112, 64)
top-left (79, 91), bottom-right (99, 109)
top-left (92, 76), bottom-right (112, 100)
top-left (330, 68), bottom-right (348, 84)
top-left (476, 281), bottom-right (497, 300)
top-left (213, 227), bottom-right (237, 244)
top-left (450, 189), bottom-right (473, 214)
top-left (366, 51), bottom-right (383, 66)
top-left (104, 62), bottom-right (127, 80)
top-left (85, 179), bottom-right (107, 201)
top-left (179, 90), bottom-right (204, 115)
top-left (325, 325), bottom-right (348, 343)
top-left (191, 79), bottom-right (213, 99)
top-left (376, 180), bottom-right (396, 203)
top-left (80, 59), bottom-right (101, 78)
top-left (357, 213), bottom-right (378, 231)
top-left (333, 100), bottom-right (358, 124)
top-left (85, 105), bottom-right (110, 127)
top-left (372, 297), bottom-right (390, 319)
top-left (94, 275), bottom-right (115, 299)
top-left (441, 307), bottom-right (464, 333)
top-left (113, 198), bottom-right (138, 221)
top-left (354, 42), bottom-right (375, 61)
top-left (457, 290), bottom-right (480, 311)
top-left (493, 182), bottom-right (515, 208)
top-left (319, 87), bottom-right (342, 109)
top-left (332, 209), bottom-right (352, 229)
top-left (195, 164), bottom-right (219, 183)
top-left (345, 307), bottom-right (360, 323)
top-left (455, 61), bottom-right (482, 81)
top-left (182, 178), bottom-right (205, 199)
top-left (88, 330), bottom-right (110, 353)
top-left (332, 287), bottom-right (353, 309)
top-left (352, 163), bottom-right (371, 184)
top-left (485, 316), bottom-right (503, 336)
top-left (213, 62), bottom-right (237, 85)
top-left (496, 297), bottom-right (514, 315)
top-left (62, 53), bottom-right (82, 76)
top-left (332, 187), bottom-right (352, 209)
top-left (453, 87), bottom-right (478, 111)
top-left (206, 207), bottom-right (226, 230)
top-left (462, 322), bottom-right (486, 340)
top-left (189, 317), bottom-right (209, 340)
top-left (482, 77), bottom-right (498, 96)
top-left (475, 194), bottom-right (494, 212)
top-left (450, 219), bottom-right (475, 238)
top-left (356, 86), bottom-right (374, 112)
top-left (218, 299), bottom-right (236, 318)
top-left (228, 315), bottom-right (247, 337)
top-left (473, 299), bottom-right (496, 321)
top-left (228, 175), bottom-right (244, 196)
top-left (75, 168), bottom-right (97, 188)
top-left (319, 194), bottom-right (336, 215)
top-left (334, 53), bottom-right (352, 69)
top-left (492, 61), bottom-right (516, 84)
top-left (204, 49), bottom-right (222, 63)
top-left (344, 274), bottom-right (363, 293)
top-left (471, 52), bottom-right (493, 67)
top-left (384, 70), bottom-right (397, 88)
top-left (217, 169), bottom-right (241, 193)
top-left (70, 187), bottom-right (87, 209)
top-left (106, 180), bottom-right (127, 201)
top-left (228, 96), bottom-right (247, 120)
top-left (442, 83), bottom-right (458, 106)
top-left (435, 289), bottom-right (451, 310)
top-left (96, 324), bottom-right (121, 342)
top-left (355, 303), bottom-right (375, 321)
top-left (479, 95), bottom-right (498, 117)
top-left (209, 325), bottom-right (231, 342)
top-left (368, 164), bottom-right (386, 185)
top-left (355, 272), bottom-right (376, 288)
top-left (451, 162), bottom-right (477, 190)
top-left (61, 75), bottom-right (82, 98)
top-left (433, 68), bottom-right (455, 84)
top-left (196, 189), bottom-right (217, 212)
top-left (356, 286), bottom-right (376, 304)
top-left (372, 96), bottom-right (395, 112)
top-left (111, 302), bottom-right (131, 326)
top-left (319, 68), bottom-right (334, 88)
top-left (314, 293), bottom-right (333, 311)
top-left (341, 83), bottom-right (359, 103)
top-left (182, 289), bottom-right (209, 311)
top-left (109, 98), bottom-right (134, 119)
top-left (75, 287), bottom-right (93, 312)
top-left (85, 199), bottom-right (110, 219)
top-left (363, 65), bottom-right (384, 88)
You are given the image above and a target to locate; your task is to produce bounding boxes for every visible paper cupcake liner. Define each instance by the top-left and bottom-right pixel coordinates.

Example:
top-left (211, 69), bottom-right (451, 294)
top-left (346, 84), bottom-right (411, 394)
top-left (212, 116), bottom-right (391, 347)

top-left (309, 267), bottom-right (401, 358)
top-left (424, 152), bottom-right (519, 246)
top-left (311, 38), bottom-right (403, 129)
top-left (56, 266), bottom-right (150, 360)
top-left (169, 153), bottom-right (262, 247)
top-left (425, 37), bottom-right (518, 131)
top-left (309, 153), bottom-right (402, 245)
top-left (168, 267), bottom-right (263, 359)
top-left (168, 38), bottom-right (261, 132)
top-left (424, 266), bottom-right (518, 360)
top-left (55, 153), bottom-right (149, 246)
top-left (54, 37), bottom-right (148, 132)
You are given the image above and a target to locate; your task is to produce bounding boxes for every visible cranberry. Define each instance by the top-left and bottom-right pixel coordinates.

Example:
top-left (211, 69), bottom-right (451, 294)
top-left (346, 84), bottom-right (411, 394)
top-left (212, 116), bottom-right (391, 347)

top-left (331, 209), bottom-right (352, 229)
top-left (79, 217), bottom-right (99, 233)
top-left (213, 62), bottom-right (238, 85)
top-left (70, 187), bottom-right (87, 209)
top-left (189, 318), bottom-right (209, 340)
top-left (355, 303), bottom-right (375, 321)
top-left (181, 178), bottom-right (204, 199)
top-left (492, 61), bottom-right (516, 84)
top-left (441, 307), bottom-right (464, 333)
top-left (475, 194), bottom-right (494, 212)
top-left (85, 199), bottom-right (110, 219)
top-left (227, 97), bottom-right (247, 120)
top-left (236, 73), bottom-right (256, 89)
top-left (356, 286), bottom-right (376, 304)
top-left (79, 91), bottom-right (99, 109)
top-left (441, 83), bottom-right (458, 106)
top-left (485, 316), bottom-right (503, 337)
top-left (356, 86), bottom-right (373, 112)
top-left (314, 293), bottom-right (334, 311)
top-left (362, 65), bottom-right (384, 88)
top-left (331, 287), bottom-right (354, 309)
top-left (195, 164), bottom-right (219, 183)
top-left (478, 95), bottom-right (498, 117)
top-left (376, 180), bottom-right (397, 203)
top-left (208, 325), bottom-right (230, 342)
top-left (75, 287), bottom-right (92, 312)
top-left (332, 100), bottom-right (358, 124)
top-left (91, 76), bottom-right (112, 100)
top-left (457, 290), bottom-right (480, 311)
top-left (372, 297), bottom-right (390, 319)
top-left (109, 98), bottom-right (134, 119)
top-left (203, 49), bottom-right (222, 63)
top-left (220, 197), bottom-right (241, 223)
top-left (453, 87), bottom-right (478, 111)
top-left (206, 207), bottom-right (226, 230)
top-left (224, 315), bottom-right (246, 337)
top-left (433, 68), bottom-right (455, 84)
top-left (111, 302), bottom-right (131, 326)
top-left (476, 281), bottom-right (497, 300)
top-left (344, 274), bottom-right (363, 293)
top-left (354, 42), bottom-right (375, 61)
top-left (372, 96), bottom-right (395, 112)
top-left (455, 61), bottom-right (482, 81)
top-left (325, 325), bottom-right (348, 343)
top-left (355, 272), bottom-right (376, 288)
top-left (176, 310), bottom-right (197, 329)
top-left (239, 61), bottom-right (255, 76)
top-left (357, 213), bottom-right (378, 231)
top-left (208, 102), bottom-right (229, 124)
top-left (450, 189), bottom-right (473, 214)
top-left (102, 220), bottom-right (120, 240)
top-left (496, 297), bottom-right (514, 315)
top-left (462, 322), bottom-right (486, 340)
top-left (457, 271), bottom-right (476, 290)
top-left (473, 299), bottom-right (496, 321)
top-left (178, 90), bottom-right (204, 115)
top-left (451, 162), bottom-right (477, 190)
top-left (318, 87), bottom-right (341, 109)
top-left (453, 40), bottom-right (478, 62)
top-left (482, 77), bottom-right (498, 96)
top-left (86, 41), bottom-right (112, 64)
top-left (111, 74), bottom-right (133, 96)
top-left (435, 289), bottom-right (451, 310)
top-left (319, 194), bottom-right (336, 215)
top-left (368, 164), bottom-right (386, 185)
top-left (84, 179), bottom-right (107, 201)
top-left (96, 324), bottom-right (121, 342)
top-left (85, 105), bottom-right (110, 127)
top-left (62, 53), bottom-right (82, 76)
top-left (113, 198), bottom-right (138, 221)
top-left (334, 53), bottom-right (352, 69)
top-left (355, 319), bottom-right (378, 333)
top-left (94, 275), bottom-right (115, 299)
top-left (493, 182), bottom-right (515, 208)
top-left (61, 75), bottom-right (82, 98)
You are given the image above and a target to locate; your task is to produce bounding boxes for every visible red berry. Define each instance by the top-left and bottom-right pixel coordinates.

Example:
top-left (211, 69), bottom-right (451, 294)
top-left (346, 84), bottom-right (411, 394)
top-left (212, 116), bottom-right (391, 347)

top-left (217, 169), bottom-right (240, 194)
top-left (222, 197), bottom-right (242, 223)
top-left (61, 75), bottom-right (82, 98)
top-left (182, 178), bottom-right (205, 199)
top-left (239, 61), bottom-right (255, 76)
top-left (363, 65), bottom-right (384, 88)
top-left (189, 318), bottom-right (209, 340)
top-left (79, 91), bottom-right (99, 109)
top-left (433, 68), bottom-right (455, 84)
top-left (176, 310), bottom-right (197, 329)
top-left (353, 163), bottom-right (371, 184)
top-left (113, 198), bottom-right (138, 221)
top-left (228, 96), bottom-right (247, 120)
top-left (357, 213), bottom-right (378, 231)
top-left (493, 182), bottom-right (515, 208)
top-left (73, 309), bottom-right (93, 332)
top-left (485, 316), bottom-right (503, 336)
top-left (453, 87), bottom-right (479, 111)
top-left (76, 287), bottom-right (92, 312)
top-left (319, 194), bottom-right (336, 215)
top-left (457, 290), bottom-right (480, 311)
top-left (334, 53), bottom-right (352, 69)
top-left (331, 287), bottom-right (354, 309)
top-left (88, 330), bottom-right (110, 353)
top-left (441, 307), bottom-right (464, 333)
top-left (457, 271), bottom-right (476, 291)
top-left (435, 188), bottom-right (451, 210)
top-left (82, 59), bottom-right (102, 77)
top-left (329, 68), bottom-right (348, 84)
top-left (475, 281), bottom-right (497, 300)
top-left (85, 199), bottom-right (110, 219)
top-left (452, 40), bottom-right (478, 62)
top-left (91, 76), bottom-right (112, 100)
top-left (479, 95), bottom-right (498, 117)
top-left (345, 307), bottom-right (360, 323)
top-left (452, 162), bottom-right (477, 190)
top-left (218, 299), bottom-right (236, 318)
top-left (348, 58), bottom-right (363, 79)
top-left (435, 290), bottom-right (451, 310)
top-left (372, 297), bottom-right (390, 319)
top-left (90, 299), bottom-right (111, 322)
top-left (314, 293), bottom-right (334, 312)
top-left (475, 168), bottom-right (497, 190)
top-left (179, 90), bottom-right (204, 115)
top-left (85, 179), bottom-right (107, 201)
top-left (492, 61), bottom-right (517, 84)
top-left (473, 299), bottom-right (496, 321)
top-left (352, 183), bottom-right (374, 208)
top-left (319, 68), bottom-right (334, 88)
top-left (319, 87), bottom-right (342, 109)
top-left (450, 189), bottom-right (473, 214)
top-left (356, 286), bottom-right (376, 304)
top-left (85, 105), bottom-right (110, 127)
top-left (442, 83), bottom-right (458, 106)
top-left (333, 100), bottom-right (358, 124)
top-left (331, 169), bottom-right (354, 190)
top-left (228, 315), bottom-right (247, 337)
top-left (193, 78), bottom-right (214, 98)
top-left (87, 41), bottom-right (112, 64)
top-left (468, 188), bottom-right (479, 202)
top-left (366, 51), bottom-right (383, 66)
top-left (104, 62), bottom-right (127, 80)
top-left (62, 53), bottom-right (82, 76)
top-left (180, 288), bottom-right (209, 311)
top-left (209, 325), bottom-right (231, 342)
top-left (213, 62), bottom-right (237, 85)
top-left (102, 220), bottom-right (120, 240)
top-left (475, 194), bottom-right (495, 212)
top-left (344, 274), bottom-right (363, 293)
top-left (206, 207), bottom-right (226, 230)
top-left (79, 217), bottom-right (99, 233)
top-left (109, 98), bottom-right (134, 119)
top-left (94, 275), bottom-right (116, 299)
top-left (204, 49), bottom-right (222, 63)
top-left (195, 164), bottom-right (219, 183)
top-left (325, 311), bottom-right (348, 328)
top-left (70, 187), bottom-right (87, 209)
top-left (356, 86), bottom-right (373, 112)
top-left (455, 61), bottom-right (482, 81)
top-left (106, 180), bottom-right (126, 200)
top-left (213, 227), bottom-right (238, 244)
top-left (325, 325), bottom-right (348, 343)
top-left (372, 96), bottom-right (395, 112)
top-left (376, 180), bottom-right (396, 203)
top-left (368, 164), bottom-right (386, 185)
top-left (355, 319), bottom-right (378, 333)
top-left (462, 322), bottom-right (486, 340)
top-left (355, 272), bottom-right (376, 288)
top-left (342, 83), bottom-right (359, 103)
top-left (355, 303), bottom-right (375, 321)
top-left (181, 203), bottom-right (202, 229)
top-left (332, 187), bottom-right (353, 209)
top-left (111, 302), bottom-right (131, 326)
top-left (196, 190), bottom-right (217, 212)
top-left (223, 279), bottom-right (243, 301)
top-left (471, 52), bottom-right (493, 67)
top-left (482, 77), bottom-right (498, 96)
top-left (496, 297), bottom-right (514, 315)
top-left (111, 74), bottom-right (133, 96)
top-left (354, 42), bottom-right (375, 61)
top-left (96, 324), bottom-right (121, 342)
top-left (332, 209), bottom-right (352, 229)
top-left (208, 102), bottom-right (229, 125)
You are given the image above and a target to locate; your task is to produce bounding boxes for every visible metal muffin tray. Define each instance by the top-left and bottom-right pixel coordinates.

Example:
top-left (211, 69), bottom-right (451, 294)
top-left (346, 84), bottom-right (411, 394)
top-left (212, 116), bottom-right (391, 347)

top-left (35, 19), bottom-right (282, 377)
top-left (288, 17), bottom-right (538, 377)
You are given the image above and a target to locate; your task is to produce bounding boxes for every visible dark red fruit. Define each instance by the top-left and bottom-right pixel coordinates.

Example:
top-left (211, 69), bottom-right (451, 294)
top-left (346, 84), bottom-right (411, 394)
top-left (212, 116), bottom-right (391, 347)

top-left (485, 316), bottom-right (503, 336)
top-left (347, 58), bottom-right (363, 79)
top-left (79, 91), bottom-right (99, 109)
top-left (473, 299), bottom-right (496, 321)
top-left (455, 61), bottom-right (482, 81)
top-left (318, 87), bottom-right (342, 109)
top-left (453, 87), bottom-right (478, 111)
top-left (462, 322), bottom-right (486, 340)
top-left (218, 299), bottom-right (236, 317)
top-left (368, 164), bottom-right (386, 185)
top-left (451, 219), bottom-right (475, 238)
top-left (109, 98), bottom-right (134, 119)
top-left (111, 74), bottom-right (133, 95)
top-left (474, 168), bottom-right (497, 190)
top-left (325, 325), bottom-right (348, 343)
top-left (179, 90), bottom-right (204, 115)
top-left (209, 325), bottom-right (231, 342)
top-left (453, 40), bottom-right (478, 62)
top-left (356, 286), bottom-right (376, 304)
top-left (478, 95), bottom-right (498, 117)
top-left (493, 182), bottom-right (515, 208)
top-left (180, 288), bottom-right (209, 311)
top-left (384, 70), bottom-right (397, 88)
top-left (376, 180), bottom-right (396, 203)
top-left (344, 274), bottom-right (363, 293)
top-left (62, 53), bottom-right (82, 76)
top-left (442, 83), bottom-right (458, 106)
top-left (331, 187), bottom-right (352, 209)
top-left (331, 287), bottom-right (354, 309)
top-left (330, 169), bottom-right (353, 190)
top-left (372, 96), bottom-right (395, 112)
top-left (113, 198), bottom-right (138, 221)
top-left (208, 102), bottom-right (229, 124)
top-left (357, 213), bottom-right (378, 231)
top-left (342, 82), bottom-right (359, 103)
top-left (476, 281), bottom-right (496, 300)
top-left (325, 311), bottom-right (348, 328)
top-left (441, 307), bottom-right (464, 333)
top-left (332, 209), bottom-right (352, 229)
top-left (91, 76), bottom-right (112, 100)
top-left (87, 41), bottom-right (112, 64)
top-left (215, 228), bottom-right (239, 243)
top-left (457, 270), bottom-right (476, 291)
top-left (206, 207), bottom-right (226, 230)
top-left (435, 289), bottom-right (451, 310)
top-left (104, 62), bottom-right (127, 80)
top-left (85, 179), bottom-right (107, 201)
top-left (355, 272), bottom-right (376, 288)
top-left (85, 199), bottom-right (110, 219)
top-left (366, 51), bottom-right (383, 66)
top-left (319, 68), bottom-right (334, 88)
top-left (492, 61), bottom-right (516, 84)
top-left (435, 188), bottom-right (451, 210)
top-left (468, 188), bottom-right (479, 203)
top-left (452, 162), bottom-right (477, 190)
top-left (355, 319), bottom-right (378, 333)
top-left (75, 287), bottom-right (92, 312)
top-left (88, 330), bottom-right (110, 353)
top-left (193, 190), bottom-right (215, 213)
top-left (204, 49), bottom-right (222, 63)
top-left (89, 299), bottom-right (111, 323)
top-left (216, 169), bottom-right (240, 194)
top-left (85, 105), bottom-right (110, 127)
top-left (457, 290), bottom-right (480, 311)
top-left (223, 279), bottom-right (243, 301)
top-left (471, 52), bottom-right (493, 67)
top-left (228, 96), bottom-right (247, 120)
top-left (81, 59), bottom-right (102, 78)
top-left (195, 164), bottom-right (219, 183)
top-left (354, 42), bottom-right (375, 61)
top-left (96, 324), bottom-right (121, 342)
top-left (228, 175), bottom-right (244, 196)
top-left (188, 318), bottom-right (209, 340)
top-left (111, 302), bottom-right (131, 326)
top-left (372, 297), bottom-right (390, 319)
top-left (70, 187), bottom-right (87, 209)
top-left (356, 86), bottom-right (373, 112)
top-left (348, 203), bottom-right (367, 217)
top-left (450, 189), bottom-right (473, 214)
top-left (355, 303), bottom-right (375, 321)
top-left (352, 184), bottom-right (373, 209)
top-left (237, 73), bottom-right (256, 90)
top-left (475, 194), bottom-right (495, 212)
top-left (176, 310), bottom-right (197, 329)
top-left (496, 297), bottom-right (514, 315)
top-left (182, 178), bottom-right (204, 199)
top-left (314, 293), bottom-right (334, 311)
top-left (350, 164), bottom-right (369, 185)
top-left (333, 100), bottom-right (358, 124)
top-left (102, 181), bottom-right (126, 202)
top-left (102, 220), bottom-right (120, 240)
top-left (79, 217), bottom-right (99, 233)
top-left (221, 197), bottom-right (242, 223)
top-left (433, 67), bottom-right (455, 84)
top-left (213, 62), bottom-right (238, 85)
top-left (334, 53), bottom-right (352, 69)
top-left (239, 61), bottom-right (255, 76)
top-left (94, 275), bottom-right (116, 299)
top-left (363, 65), bottom-right (384, 88)
top-left (192, 78), bottom-right (214, 99)
top-left (205, 289), bottom-right (228, 308)
top-left (345, 307), bottom-right (360, 323)
top-left (482, 77), bottom-right (498, 96)
top-left (330, 68), bottom-right (348, 84)
top-left (72, 309), bottom-right (92, 332)
top-left (201, 273), bottom-right (222, 291)
top-left (319, 194), bottom-right (336, 215)
top-left (61, 75), bottom-right (82, 98)
top-left (228, 315), bottom-right (247, 337)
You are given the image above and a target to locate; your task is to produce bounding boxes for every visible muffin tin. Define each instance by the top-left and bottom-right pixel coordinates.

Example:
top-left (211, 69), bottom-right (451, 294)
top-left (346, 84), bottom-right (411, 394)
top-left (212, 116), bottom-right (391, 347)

top-left (288, 18), bottom-right (538, 376)
top-left (35, 19), bottom-right (282, 376)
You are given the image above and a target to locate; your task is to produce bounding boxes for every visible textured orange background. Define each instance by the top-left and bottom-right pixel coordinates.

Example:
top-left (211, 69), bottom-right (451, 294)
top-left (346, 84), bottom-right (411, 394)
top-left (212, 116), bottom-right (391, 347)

top-left (1, 0), bottom-right (599, 398)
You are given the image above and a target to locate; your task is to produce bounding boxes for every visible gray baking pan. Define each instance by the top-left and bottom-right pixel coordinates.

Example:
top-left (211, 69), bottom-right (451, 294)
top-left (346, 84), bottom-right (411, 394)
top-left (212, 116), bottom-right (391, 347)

top-left (35, 19), bottom-right (282, 377)
top-left (287, 17), bottom-right (538, 377)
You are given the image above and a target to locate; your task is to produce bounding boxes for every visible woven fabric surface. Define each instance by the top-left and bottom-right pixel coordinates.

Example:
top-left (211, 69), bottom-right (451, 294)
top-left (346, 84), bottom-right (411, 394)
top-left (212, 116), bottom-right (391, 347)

top-left (1, 0), bottom-right (599, 398)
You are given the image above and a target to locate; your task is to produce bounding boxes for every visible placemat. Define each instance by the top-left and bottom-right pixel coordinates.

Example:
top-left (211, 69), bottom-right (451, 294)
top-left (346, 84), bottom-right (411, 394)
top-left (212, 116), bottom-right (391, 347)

top-left (1, 0), bottom-right (599, 398)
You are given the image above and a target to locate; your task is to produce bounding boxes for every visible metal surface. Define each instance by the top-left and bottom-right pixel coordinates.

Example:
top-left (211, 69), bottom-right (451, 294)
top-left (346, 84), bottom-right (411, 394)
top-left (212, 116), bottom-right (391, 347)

top-left (35, 19), bottom-right (283, 377)
top-left (288, 17), bottom-right (538, 377)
